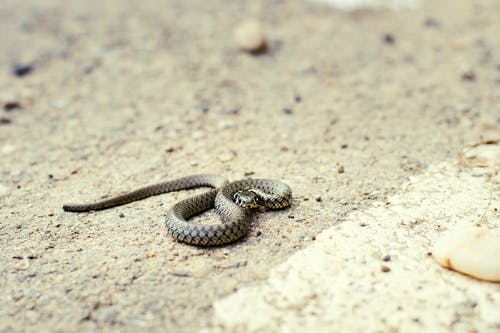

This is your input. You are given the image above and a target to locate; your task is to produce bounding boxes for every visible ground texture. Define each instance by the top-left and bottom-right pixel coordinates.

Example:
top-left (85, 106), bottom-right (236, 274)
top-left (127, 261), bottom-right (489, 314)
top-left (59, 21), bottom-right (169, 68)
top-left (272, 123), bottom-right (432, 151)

top-left (0, 0), bottom-right (499, 332)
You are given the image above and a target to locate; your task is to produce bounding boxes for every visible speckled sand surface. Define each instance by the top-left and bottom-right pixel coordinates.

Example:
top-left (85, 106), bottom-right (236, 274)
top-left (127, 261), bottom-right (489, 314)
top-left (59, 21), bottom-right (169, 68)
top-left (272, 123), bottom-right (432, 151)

top-left (0, 0), bottom-right (499, 332)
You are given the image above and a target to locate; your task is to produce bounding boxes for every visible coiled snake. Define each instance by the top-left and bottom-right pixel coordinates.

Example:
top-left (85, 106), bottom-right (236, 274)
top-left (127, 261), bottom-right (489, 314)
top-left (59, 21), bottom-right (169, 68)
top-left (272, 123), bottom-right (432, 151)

top-left (63, 174), bottom-right (292, 246)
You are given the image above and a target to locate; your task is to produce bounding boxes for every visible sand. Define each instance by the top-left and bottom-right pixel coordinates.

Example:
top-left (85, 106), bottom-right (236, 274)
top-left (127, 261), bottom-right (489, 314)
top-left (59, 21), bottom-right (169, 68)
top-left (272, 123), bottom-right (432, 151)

top-left (0, 0), bottom-right (499, 332)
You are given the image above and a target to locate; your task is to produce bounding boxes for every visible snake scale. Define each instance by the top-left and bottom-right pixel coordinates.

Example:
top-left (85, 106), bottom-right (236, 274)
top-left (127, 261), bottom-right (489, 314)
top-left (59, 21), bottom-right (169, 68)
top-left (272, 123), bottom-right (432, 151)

top-left (63, 174), bottom-right (292, 246)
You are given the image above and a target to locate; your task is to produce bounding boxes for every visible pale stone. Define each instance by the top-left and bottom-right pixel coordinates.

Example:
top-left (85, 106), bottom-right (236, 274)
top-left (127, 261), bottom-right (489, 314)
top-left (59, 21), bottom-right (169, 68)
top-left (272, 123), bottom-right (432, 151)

top-left (218, 152), bottom-right (234, 162)
top-left (0, 183), bottom-right (9, 197)
top-left (433, 227), bottom-right (500, 282)
top-left (233, 20), bottom-right (267, 52)
top-left (1, 144), bottom-right (15, 154)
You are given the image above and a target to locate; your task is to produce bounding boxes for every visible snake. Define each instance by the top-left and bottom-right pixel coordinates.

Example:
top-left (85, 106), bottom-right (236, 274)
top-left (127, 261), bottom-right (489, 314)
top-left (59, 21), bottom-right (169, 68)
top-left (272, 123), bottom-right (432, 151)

top-left (62, 174), bottom-right (292, 246)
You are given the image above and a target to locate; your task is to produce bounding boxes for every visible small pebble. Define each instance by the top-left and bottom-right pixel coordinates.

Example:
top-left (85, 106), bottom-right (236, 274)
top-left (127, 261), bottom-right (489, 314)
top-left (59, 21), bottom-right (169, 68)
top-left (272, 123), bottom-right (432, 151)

top-left (168, 269), bottom-right (191, 277)
top-left (432, 226), bottom-right (500, 282)
top-left (315, 197), bottom-right (322, 202)
top-left (3, 102), bottom-right (21, 111)
top-left (1, 144), bottom-right (16, 154)
top-left (283, 108), bottom-right (293, 115)
top-left (0, 117), bottom-right (11, 124)
top-left (233, 20), bottom-right (267, 53)
top-left (382, 33), bottom-right (395, 45)
top-left (0, 183), bottom-right (10, 197)
top-left (424, 17), bottom-right (441, 28)
top-left (218, 120), bottom-right (235, 129)
top-left (460, 67), bottom-right (476, 81)
top-left (381, 265), bottom-right (391, 272)
top-left (12, 169), bottom-right (24, 182)
top-left (165, 145), bottom-right (175, 153)
top-left (382, 255), bottom-right (391, 262)
top-left (225, 260), bottom-right (247, 269)
top-left (228, 108), bottom-right (239, 115)
top-left (337, 165), bottom-right (345, 173)
top-left (218, 152), bottom-right (234, 162)
top-left (119, 213), bottom-right (125, 218)
top-left (294, 95), bottom-right (302, 103)
top-left (341, 144), bottom-right (348, 149)
top-left (191, 131), bottom-right (205, 140)
top-left (12, 64), bottom-right (34, 77)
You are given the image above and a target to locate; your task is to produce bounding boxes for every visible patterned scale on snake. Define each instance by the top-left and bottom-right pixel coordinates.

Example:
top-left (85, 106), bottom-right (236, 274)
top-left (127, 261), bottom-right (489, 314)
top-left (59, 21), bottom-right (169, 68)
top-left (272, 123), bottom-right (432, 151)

top-left (63, 174), bottom-right (292, 246)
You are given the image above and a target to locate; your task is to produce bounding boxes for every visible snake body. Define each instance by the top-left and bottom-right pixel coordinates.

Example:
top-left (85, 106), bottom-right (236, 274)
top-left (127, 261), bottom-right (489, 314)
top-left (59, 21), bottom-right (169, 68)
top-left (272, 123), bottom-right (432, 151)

top-left (63, 174), bottom-right (292, 246)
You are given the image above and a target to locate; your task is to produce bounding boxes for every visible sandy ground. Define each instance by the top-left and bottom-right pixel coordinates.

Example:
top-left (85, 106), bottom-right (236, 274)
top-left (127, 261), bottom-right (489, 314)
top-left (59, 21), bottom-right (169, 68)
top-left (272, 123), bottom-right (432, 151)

top-left (0, 0), bottom-right (498, 332)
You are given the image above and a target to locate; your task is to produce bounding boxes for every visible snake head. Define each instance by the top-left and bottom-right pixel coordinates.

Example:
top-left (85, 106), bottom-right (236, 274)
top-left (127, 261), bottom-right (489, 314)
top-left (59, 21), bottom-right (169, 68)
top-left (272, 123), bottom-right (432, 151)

top-left (234, 189), bottom-right (260, 209)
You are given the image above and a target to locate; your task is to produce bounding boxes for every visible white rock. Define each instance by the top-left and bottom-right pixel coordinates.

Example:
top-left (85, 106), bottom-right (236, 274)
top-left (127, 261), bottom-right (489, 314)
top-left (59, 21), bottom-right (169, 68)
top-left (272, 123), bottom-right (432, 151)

top-left (432, 226), bottom-right (500, 282)
top-left (233, 20), bottom-right (267, 53)
top-left (1, 144), bottom-right (16, 154)
top-left (0, 183), bottom-right (9, 197)
top-left (218, 152), bottom-right (234, 162)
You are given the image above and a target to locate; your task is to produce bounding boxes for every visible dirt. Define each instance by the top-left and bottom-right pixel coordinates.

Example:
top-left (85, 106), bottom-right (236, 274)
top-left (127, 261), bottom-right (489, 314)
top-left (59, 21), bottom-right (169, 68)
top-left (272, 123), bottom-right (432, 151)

top-left (0, 0), bottom-right (498, 332)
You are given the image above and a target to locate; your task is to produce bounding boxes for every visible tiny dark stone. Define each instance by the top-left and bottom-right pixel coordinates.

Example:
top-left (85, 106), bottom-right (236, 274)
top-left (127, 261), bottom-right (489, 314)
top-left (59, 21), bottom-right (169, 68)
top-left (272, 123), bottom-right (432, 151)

top-left (48, 174), bottom-right (54, 179)
top-left (4, 102), bottom-right (21, 111)
top-left (228, 108), bottom-right (239, 115)
top-left (244, 171), bottom-right (255, 176)
top-left (315, 197), bottom-right (322, 202)
top-left (337, 165), bottom-right (345, 173)
top-left (256, 231), bottom-right (262, 236)
top-left (424, 17), bottom-right (441, 28)
top-left (0, 117), bottom-right (12, 124)
top-left (83, 66), bottom-right (94, 74)
top-left (288, 215), bottom-right (295, 219)
top-left (81, 312), bottom-right (92, 321)
top-left (341, 144), bottom-right (348, 149)
top-left (382, 33), bottom-right (395, 44)
top-left (311, 236), bottom-right (316, 241)
top-left (202, 107), bottom-right (209, 113)
top-left (12, 64), bottom-right (34, 77)
top-left (119, 213), bottom-right (125, 218)
top-left (463, 301), bottom-right (478, 308)
top-left (294, 95), bottom-right (302, 103)
top-left (461, 69), bottom-right (476, 81)
top-left (283, 108), bottom-right (293, 115)
top-left (426, 251), bottom-right (433, 256)
top-left (165, 146), bottom-right (175, 153)
top-left (360, 222), bottom-right (367, 227)
top-left (382, 255), bottom-right (391, 262)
